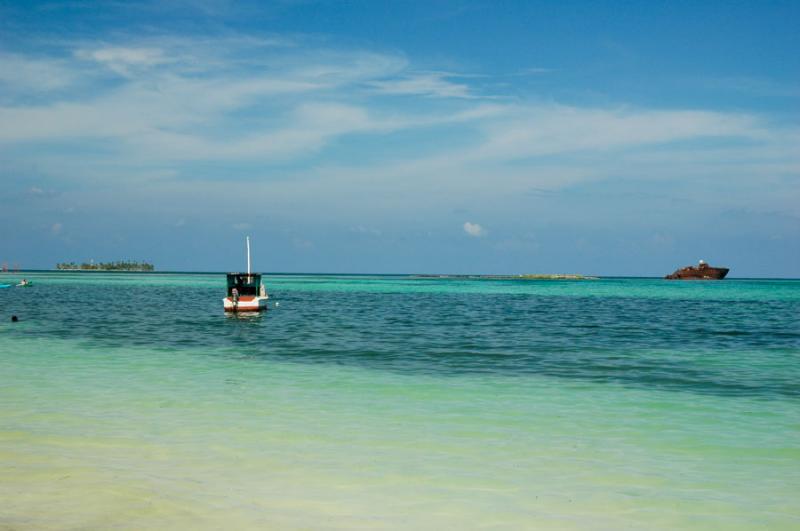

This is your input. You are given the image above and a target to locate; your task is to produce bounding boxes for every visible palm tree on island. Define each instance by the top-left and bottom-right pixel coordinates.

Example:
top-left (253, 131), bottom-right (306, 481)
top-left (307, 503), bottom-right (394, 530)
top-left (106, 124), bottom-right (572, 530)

top-left (56, 260), bottom-right (155, 271)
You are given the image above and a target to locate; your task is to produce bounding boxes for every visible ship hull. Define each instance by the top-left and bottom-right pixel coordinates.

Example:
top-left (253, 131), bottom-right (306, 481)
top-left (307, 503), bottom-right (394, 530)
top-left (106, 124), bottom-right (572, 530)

top-left (665, 266), bottom-right (729, 280)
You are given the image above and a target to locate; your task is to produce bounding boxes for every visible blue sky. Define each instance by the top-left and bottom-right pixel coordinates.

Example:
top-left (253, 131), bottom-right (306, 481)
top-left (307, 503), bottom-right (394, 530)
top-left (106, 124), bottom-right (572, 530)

top-left (1, 0), bottom-right (798, 275)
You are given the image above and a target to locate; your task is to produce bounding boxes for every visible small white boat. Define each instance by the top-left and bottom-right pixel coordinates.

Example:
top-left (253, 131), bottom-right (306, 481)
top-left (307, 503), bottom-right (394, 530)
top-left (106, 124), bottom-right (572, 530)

top-left (223, 237), bottom-right (269, 312)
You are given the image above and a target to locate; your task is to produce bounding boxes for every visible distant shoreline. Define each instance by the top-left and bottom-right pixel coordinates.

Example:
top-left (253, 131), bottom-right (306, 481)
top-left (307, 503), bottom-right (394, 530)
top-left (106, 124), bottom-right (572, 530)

top-left (54, 268), bottom-right (155, 272)
top-left (2, 270), bottom-right (796, 280)
top-left (412, 274), bottom-right (598, 280)
top-left (55, 261), bottom-right (154, 272)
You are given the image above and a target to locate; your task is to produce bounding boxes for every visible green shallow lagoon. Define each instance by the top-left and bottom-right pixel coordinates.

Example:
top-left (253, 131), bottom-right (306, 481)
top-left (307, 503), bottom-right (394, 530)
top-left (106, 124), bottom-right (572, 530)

top-left (1, 273), bottom-right (799, 529)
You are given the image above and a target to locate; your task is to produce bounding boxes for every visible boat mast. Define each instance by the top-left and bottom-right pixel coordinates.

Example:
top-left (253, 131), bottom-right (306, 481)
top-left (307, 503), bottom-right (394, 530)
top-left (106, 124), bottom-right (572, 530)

top-left (246, 236), bottom-right (251, 279)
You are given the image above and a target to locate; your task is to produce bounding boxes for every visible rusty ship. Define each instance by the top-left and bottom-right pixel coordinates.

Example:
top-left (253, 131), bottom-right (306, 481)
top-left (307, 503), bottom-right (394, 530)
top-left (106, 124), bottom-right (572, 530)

top-left (665, 260), bottom-right (729, 280)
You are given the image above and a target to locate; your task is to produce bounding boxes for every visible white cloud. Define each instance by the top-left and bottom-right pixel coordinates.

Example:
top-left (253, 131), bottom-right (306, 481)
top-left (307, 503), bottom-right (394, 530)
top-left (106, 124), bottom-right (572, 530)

top-left (370, 72), bottom-right (474, 98)
top-left (463, 222), bottom-right (487, 237)
top-left (0, 41), bottom-right (412, 162)
top-left (473, 105), bottom-right (760, 161)
top-left (75, 46), bottom-right (172, 76)
top-left (0, 33), bottom-right (797, 230)
top-left (0, 52), bottom-right (76, 92)
top-left (5, 35), bottom-right (781, 176)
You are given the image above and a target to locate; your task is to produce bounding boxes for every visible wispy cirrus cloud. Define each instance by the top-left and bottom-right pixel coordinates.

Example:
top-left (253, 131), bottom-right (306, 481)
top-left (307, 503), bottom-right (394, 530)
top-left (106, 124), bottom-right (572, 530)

top-left (75, 46), bottom-right (173, 76)
top-left (473, 105), bottom-right (762, 161)
top-left (0, 38), bottom-right (411, 152)
top-left (369, 71), bottom-right (475, 98)
top-left (0, 52), bottom-right (78, 93)
top-left (1, 32), bottom-right (798, 225)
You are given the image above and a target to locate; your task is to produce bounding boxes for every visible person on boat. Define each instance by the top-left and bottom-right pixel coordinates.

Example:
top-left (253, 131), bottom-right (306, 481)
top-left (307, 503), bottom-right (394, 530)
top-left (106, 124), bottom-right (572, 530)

top-left (231, 287), bottom-right (239, 304)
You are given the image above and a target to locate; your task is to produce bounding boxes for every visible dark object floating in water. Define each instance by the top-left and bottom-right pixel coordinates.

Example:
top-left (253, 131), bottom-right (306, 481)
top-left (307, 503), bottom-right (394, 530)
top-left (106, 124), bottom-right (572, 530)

top-left (11, 315), bottom-right (18, 322)
top-left (666, 260), bottom-right (729, 280)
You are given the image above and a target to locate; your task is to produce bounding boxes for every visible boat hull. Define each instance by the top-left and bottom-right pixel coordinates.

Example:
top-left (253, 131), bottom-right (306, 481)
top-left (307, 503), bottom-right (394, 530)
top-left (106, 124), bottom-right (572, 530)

top-left (665, 266), bottom-right (729, 280)
top-left (223, 295), bottom-right (269, 312)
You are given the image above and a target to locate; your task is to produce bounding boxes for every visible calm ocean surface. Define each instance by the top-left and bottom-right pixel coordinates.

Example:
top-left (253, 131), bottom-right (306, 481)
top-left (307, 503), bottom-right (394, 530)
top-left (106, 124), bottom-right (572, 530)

top-left (1, 272), bottom-right (799, 529)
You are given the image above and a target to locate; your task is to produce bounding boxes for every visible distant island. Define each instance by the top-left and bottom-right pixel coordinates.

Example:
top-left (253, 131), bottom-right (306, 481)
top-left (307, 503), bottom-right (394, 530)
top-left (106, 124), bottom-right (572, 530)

top-left (56, 261), bottom-right (155, 271)
top-left (514, 274), bottom-right (597, 280)
top-left (413, 274), bottom-right (597, 280)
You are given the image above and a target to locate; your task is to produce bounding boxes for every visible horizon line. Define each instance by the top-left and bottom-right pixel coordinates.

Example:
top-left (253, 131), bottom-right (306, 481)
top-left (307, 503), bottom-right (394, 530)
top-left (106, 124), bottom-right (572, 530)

top-left (3, 269), bottom-right (798, 281)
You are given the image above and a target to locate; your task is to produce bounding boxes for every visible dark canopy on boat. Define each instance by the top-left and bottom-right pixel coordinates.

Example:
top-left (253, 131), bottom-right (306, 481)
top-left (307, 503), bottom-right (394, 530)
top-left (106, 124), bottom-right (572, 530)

top-left (226, 273), bottom-right (261, 296)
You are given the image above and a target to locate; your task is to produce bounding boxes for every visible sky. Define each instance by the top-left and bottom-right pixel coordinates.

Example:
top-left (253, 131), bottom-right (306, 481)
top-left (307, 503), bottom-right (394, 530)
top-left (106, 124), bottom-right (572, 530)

top-left (0, 0), bottom-right (798, 276)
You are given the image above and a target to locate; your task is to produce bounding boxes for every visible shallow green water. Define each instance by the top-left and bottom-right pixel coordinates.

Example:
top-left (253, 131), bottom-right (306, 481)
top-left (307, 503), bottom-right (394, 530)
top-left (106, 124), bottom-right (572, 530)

top-left (1, 273), bottom-right (798, 529)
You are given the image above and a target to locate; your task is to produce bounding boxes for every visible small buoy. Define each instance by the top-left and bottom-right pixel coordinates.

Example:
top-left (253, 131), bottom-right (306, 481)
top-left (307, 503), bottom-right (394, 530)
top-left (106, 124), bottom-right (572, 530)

top-left (275, 302), bottom-right (279, 307)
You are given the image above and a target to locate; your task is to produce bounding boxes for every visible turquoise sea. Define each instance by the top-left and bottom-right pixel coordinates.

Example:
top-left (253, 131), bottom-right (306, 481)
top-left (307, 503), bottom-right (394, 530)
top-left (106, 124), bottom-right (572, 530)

top-left (1, 272), bottom-right (799, 529)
